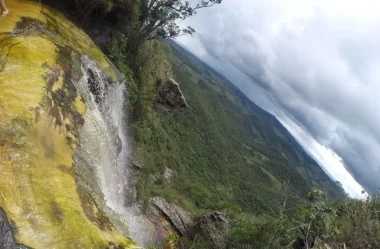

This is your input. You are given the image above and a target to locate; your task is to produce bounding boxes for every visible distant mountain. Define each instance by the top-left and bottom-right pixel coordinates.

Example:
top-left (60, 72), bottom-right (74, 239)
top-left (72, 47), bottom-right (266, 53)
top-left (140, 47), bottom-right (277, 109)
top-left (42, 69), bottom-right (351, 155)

top-left (134, 39), bottom-right (345, 215)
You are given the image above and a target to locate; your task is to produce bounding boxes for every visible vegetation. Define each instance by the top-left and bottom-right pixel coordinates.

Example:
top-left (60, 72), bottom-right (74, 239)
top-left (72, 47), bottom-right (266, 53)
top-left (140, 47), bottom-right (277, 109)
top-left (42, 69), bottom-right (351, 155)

top-left (52, 0), bottom-right (221, 57)
top-left (147, 188), bottom-right (380, 249)
top-left (40, 0), bottom-right (369, 247)
top-left (119, 40), bottom-right (355, 249)
top-left (138, 0), bottom-right (222, 40)
top-left (196, 190), bottom-right (380, 249)
top-left (129, 40), bottom-right (345, 216)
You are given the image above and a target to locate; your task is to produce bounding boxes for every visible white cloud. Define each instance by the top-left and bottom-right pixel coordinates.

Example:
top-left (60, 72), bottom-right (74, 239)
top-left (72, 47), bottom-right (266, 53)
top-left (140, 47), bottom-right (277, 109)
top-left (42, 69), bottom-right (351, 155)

top-left (279, 115), bottom-right (364, 197)
top-left (177, 0), bottom-right (380, 195)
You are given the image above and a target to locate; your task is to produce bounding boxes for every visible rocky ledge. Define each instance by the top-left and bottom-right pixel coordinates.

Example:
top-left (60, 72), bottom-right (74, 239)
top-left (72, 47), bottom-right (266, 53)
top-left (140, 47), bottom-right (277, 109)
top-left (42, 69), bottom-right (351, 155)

top-left (151, 197), bottom-right (192, 237)
top-left (154, 79), bottom-right (188, 113)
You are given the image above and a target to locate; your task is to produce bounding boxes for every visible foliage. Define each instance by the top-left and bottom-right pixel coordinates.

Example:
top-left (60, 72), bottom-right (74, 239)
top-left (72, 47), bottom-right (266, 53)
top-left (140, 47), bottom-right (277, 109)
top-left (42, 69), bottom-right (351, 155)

top-left (57, 0), bottom-right (222, 62)
top-left (68, 0), bottom-right (222, 39)
top-left (183, 190), bottom-right (380, 249)
top-left (106, 30), bottom-right (350, 248)
top-left (38, 1), bottom-right (364, 248)
top-left (129, 40), bottom-right (345, 220)
top-left (109, 25), bottom-right (375, 249)
top-left (324, 194), bottom-right (380, 249)
top-left (226, 217), bottom-right (293, 249)
top-left (138, 0), bottom-right (222, 40)
top-left (107, 39), bottom-right (172, 117)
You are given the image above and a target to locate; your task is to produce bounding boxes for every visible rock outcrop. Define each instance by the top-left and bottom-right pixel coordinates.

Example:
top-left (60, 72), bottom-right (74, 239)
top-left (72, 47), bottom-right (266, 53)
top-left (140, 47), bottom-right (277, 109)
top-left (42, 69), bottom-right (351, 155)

top-left (170, 211), bottom-right (229, 249)
top-left (149, 198), bottom-right (230, 248)
top-left (151, 197), bottom-right (192, 237)
top-left (154, 79), bottom-right (188, 113)
top-left (123, 161), bottom-right (143, 206)
top-left (201, 211), bottom-right (229, 224)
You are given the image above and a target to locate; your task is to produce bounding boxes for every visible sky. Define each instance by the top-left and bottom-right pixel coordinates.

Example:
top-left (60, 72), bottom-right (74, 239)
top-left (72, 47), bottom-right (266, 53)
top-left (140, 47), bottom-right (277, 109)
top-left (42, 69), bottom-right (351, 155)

top-left (176, 0), bottom-right (380, 197)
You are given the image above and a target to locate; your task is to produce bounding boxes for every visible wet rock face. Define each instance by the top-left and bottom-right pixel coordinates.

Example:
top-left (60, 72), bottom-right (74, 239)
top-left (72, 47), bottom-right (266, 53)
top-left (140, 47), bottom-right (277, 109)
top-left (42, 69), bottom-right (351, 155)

top-left (0, 1), bottom-right (135, 247)
top-left (87, 68), bottom-right (109, 104)
top-left (154, 79), bottom-right (188, 113)
top-left (0, 208), bottom-right (30, 249)
top-left (151, 197), bottom-right (192, 237)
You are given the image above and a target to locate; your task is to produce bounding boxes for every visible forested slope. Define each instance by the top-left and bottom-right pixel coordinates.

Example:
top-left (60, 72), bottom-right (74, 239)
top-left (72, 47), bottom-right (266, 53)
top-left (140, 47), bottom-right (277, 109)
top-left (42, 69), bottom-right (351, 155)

top-left (132, 40), bottom-right (345, 215)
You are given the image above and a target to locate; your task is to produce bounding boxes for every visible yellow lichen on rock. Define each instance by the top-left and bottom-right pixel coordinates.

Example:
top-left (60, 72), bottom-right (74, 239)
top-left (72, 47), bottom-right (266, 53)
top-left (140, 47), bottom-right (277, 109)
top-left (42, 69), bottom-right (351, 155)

top-left (0, 0), bottom-right (136, 248)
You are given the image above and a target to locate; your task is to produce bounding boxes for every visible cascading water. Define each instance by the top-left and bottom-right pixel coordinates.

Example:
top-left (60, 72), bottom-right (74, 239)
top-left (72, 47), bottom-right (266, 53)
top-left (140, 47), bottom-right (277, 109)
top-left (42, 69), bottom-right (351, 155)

top-left (0, 1), bottom-right (155, 247)
top-left (73, 56), bottom-right (155, 247)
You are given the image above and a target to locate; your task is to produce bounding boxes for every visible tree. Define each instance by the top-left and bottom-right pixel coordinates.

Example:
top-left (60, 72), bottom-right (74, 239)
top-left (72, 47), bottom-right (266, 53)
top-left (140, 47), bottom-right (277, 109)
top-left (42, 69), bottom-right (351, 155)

top-left (139, 0), bottom-right (222, 41)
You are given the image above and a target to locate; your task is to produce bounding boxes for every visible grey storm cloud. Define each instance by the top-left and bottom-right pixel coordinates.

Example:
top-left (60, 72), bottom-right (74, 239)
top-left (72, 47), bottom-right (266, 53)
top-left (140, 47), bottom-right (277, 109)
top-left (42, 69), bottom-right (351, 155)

top-left (177, 0), bottom-right (380, 195)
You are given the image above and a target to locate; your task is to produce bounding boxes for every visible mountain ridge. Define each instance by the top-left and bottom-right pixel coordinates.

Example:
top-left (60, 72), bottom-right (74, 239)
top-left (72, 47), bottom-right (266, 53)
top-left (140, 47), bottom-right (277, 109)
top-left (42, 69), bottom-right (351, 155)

top-left (132, 39), bottom-right (345, 218)
top-left (165, 39), bottom-right (343, 197)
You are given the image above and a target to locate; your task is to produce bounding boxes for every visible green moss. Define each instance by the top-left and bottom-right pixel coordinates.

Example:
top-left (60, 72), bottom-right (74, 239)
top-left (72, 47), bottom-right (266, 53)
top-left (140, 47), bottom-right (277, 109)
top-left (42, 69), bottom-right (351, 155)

top-left (76, 186), bottom-right (114, 231)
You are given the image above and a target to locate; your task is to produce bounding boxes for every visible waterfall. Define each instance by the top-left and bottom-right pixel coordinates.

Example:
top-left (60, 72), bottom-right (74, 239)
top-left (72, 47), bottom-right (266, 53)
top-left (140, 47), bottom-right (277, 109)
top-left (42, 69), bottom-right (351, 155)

top-left (73, 56), bottom-right (155, 247)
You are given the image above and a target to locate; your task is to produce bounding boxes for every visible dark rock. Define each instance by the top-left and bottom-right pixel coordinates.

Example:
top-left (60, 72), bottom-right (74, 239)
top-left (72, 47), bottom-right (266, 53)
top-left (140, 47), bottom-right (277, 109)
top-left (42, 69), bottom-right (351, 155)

top-left (106, 241), bottom-right (125, 249)
top-left (194, 211), bottom-right (229, 228)
top-left (116, 135), bottom-right (122, 156)
top-left (208, 211), bottom-right (229, 224)
top-left (129, 161), bottom-right (142, 178)
top-left (292, 228), bottom-right (315, 249)
top-left (122, 161), bottom-right (142, 206)
top-left (154, 79), bottom-right (188, 113)
top-left (151, 197), bottom-right (192, 237)
top-left (87, 68), bottom-right (104, 104)
top-left (0, 208), bottom-right (31, 249)
top-left (292, 237), bottom-right (315, 249)
top-left (184, 211), bottom-right (229, 249)
top-left (131, 161), bottom-right (142, 171)
top-left (87, 67), bottom-right (112, 104)
top-left (88, 24), bottom-right (113, 51)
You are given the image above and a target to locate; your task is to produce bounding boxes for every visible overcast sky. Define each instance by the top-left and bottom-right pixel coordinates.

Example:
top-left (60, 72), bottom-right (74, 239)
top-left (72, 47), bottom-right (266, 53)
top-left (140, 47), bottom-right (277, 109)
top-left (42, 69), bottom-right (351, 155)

top-left (177, 0), bottom-right (380, 197)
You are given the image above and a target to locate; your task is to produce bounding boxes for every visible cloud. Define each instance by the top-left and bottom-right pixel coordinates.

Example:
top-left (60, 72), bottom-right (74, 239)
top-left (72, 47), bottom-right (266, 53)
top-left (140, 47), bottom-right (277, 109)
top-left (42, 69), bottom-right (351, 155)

top-left (177, 0), bottom-right (380, 196)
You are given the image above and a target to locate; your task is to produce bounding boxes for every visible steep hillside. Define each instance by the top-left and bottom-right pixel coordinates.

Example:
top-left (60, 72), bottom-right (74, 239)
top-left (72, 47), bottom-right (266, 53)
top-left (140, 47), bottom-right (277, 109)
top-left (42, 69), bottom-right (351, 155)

top-left (132, 41), bottom-right (345, 215)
